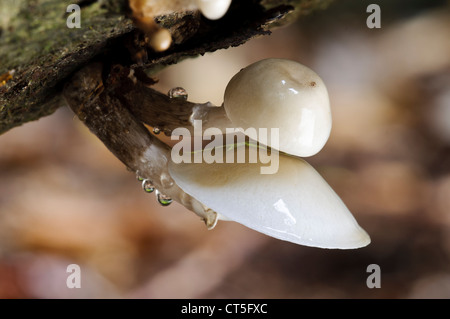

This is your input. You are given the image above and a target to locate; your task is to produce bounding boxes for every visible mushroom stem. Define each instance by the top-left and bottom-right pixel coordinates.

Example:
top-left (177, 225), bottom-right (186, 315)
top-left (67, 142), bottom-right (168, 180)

top-left (190, 103), bottom-right (233, 133)
top-left (63, 63), bottom-right (218, 228)
top-left (116, 66), bottom-right (233, 135)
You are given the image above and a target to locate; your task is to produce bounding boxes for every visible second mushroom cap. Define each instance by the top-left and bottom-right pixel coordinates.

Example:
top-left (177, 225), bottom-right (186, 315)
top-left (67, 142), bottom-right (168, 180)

top-left (168, 141), bottom-right (370, 249)
top-left (224, 58), bottom-right (332, 157)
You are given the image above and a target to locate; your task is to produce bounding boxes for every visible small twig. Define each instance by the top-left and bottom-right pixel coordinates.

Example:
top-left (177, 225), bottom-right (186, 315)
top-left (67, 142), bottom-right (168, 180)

top-left (107, 65), bottom-right (232, 136)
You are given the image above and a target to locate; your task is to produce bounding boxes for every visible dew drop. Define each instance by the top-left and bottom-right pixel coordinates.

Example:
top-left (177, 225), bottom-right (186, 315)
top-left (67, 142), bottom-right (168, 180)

top-left (168, 87), bottom-right (188, 100)
top-left (136, 170), bottom-right (144, 181)
top-left (142, 179), bottom-right (155, 193)
top-left (156, 190), bottom-right (173, 206)
top-left (153, 127), bottom-right (161, 135)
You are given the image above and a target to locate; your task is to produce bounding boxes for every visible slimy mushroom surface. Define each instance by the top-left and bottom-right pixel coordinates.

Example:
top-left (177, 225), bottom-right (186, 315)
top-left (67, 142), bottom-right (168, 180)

top-left (169, 143), bottom-right (370, 249)
top-left (224, 58), bottom-right (332, 157)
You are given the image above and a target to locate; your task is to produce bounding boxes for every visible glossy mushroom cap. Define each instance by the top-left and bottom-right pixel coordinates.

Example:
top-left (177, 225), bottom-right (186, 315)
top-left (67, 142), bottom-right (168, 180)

top-left (169, 143), bottom-right (370, 249)
top-left (224, 58), bottom-right (332, 157)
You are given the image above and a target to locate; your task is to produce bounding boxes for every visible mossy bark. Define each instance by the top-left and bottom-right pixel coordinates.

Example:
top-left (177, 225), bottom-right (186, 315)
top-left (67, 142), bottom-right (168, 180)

top-left (0, 0), bottom-right (331, 135)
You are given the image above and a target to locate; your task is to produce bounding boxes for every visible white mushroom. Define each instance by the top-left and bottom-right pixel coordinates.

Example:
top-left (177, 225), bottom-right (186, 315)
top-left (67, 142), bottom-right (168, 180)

top-left (168, 59), bottom-right (331, 159)
top-left (195, 0), bottom-right (232, 20)
top-left (168, 139), bottom-right (370, 249)
top-left (129, 0), bottom-right (232, 53)
top-left (149, 28), bottom-right (172, 52)
top-left (123, 58), bottom-right (369, 248)
top-left (223, 58), bottom-right (332, 157)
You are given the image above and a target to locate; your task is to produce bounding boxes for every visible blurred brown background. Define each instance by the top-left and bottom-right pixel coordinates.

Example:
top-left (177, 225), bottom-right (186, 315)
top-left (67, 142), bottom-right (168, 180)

top-left (0, 0), bottom-right (449, 298)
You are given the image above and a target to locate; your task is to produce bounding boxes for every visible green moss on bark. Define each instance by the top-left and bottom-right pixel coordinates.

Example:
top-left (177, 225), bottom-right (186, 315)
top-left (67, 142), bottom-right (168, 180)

top-left (0, 0), bottom-right (134, 134)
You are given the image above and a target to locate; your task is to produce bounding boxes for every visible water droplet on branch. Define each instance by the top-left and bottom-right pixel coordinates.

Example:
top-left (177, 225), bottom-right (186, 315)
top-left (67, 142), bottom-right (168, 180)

top-left (142, 179), bottom-right (155, 193)
top-left (156, 190), bottom-right (173, 206)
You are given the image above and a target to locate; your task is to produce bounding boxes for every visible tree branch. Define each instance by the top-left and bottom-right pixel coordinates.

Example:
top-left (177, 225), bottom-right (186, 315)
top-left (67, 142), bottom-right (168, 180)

top-left (63, 62), bottom-right (219, 228)
top-left (107, 65), bottom-right (232, 136)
